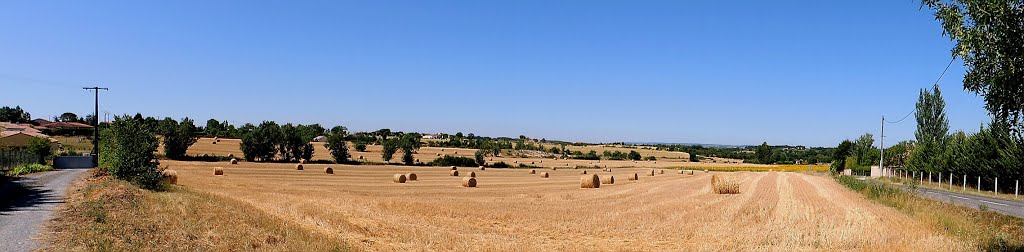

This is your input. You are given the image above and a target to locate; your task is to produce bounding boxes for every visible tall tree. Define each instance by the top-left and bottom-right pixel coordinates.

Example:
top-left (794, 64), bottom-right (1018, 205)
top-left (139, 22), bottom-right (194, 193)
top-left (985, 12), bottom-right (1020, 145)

top-left (57, 112), bottom-right (81, 123)
top-left (923, 0), bottom-right (1024, 134)
top-left (399, 133), bottom-right (423, 165)
top-left (755, 142), bottom-right (775, 164)
top-left (325, 127), bottom-right (350, 164)
top-left (0, 106), bottom-right (31, 123)
top-left (161, 118), bottom-right (199, 160)
top-left (240, 121), bottom-right (282, 162)
top-left (908, 84), bottom-right (950, 172)
top-left (381, 138), bottom-right (398, 163)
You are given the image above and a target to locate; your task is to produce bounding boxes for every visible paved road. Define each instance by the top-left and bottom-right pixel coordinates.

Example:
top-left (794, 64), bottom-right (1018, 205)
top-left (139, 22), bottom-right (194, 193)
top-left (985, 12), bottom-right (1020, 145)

top-left (872, 179), bottom-right (1024, 219)
top-left (0, 168), bottom-right (90, 252)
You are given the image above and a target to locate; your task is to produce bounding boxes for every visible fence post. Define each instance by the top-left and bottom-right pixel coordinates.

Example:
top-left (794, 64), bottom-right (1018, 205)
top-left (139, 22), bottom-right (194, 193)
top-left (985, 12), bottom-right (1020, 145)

top-left (963, 175), bottom-right (966, 192)
top-left (978, 176), bottom-right (982, 192)
top-left (929, 172), bottom-right (932, 185)
top-left (939, 172), bottom-right (942, 187)
top-left (1016, 180), bottom-right (1019, 199)
top-left (995, 177), bottom-right (998, 194)
top-left (949, 173), bottom-right (952, 190)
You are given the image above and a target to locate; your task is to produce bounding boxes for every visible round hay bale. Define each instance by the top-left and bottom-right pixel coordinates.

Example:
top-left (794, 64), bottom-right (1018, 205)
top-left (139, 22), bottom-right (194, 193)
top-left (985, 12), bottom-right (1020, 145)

top-left (690, 170), bottom-right (695, 175)
top-left (531, 161), bottom-right (535, 165)
top-left (462, 177), bottom-right (477, 187)
top-left (514, 160), bottom-right (518, 164)
top-left (455, 151), bottom-right (458, 154)
top-left (358, 155), bottom-right (363, 160)
top-left (580, 174), bottom-right (600, 188)
top-left (540, 172), bottom-right (549, 178)
top-left (325, 167), bottom-right (334, 174)
top-left (212, 141), bottom-right (217, 144)
top-left (704, 169), bottom-right (709, 173)
top-left (680, 170), bottom-right (686, 174)
top-left (393, 174), bottom-right (407, 183)
top-left (450, 170), bottom-right (460, 176)
top-left (659, 170), bottom-right (665, 174)
top-left (648, 169), bottom-right (655, 176)
top-left (162, 170), bottom-right (178, 184)
top-left (230, 158), bottom-right (238, 165)
top-left (711, 174), bottom-right (740, 194)
top-left (478, 166), bottom-right (485, 170)
top-left (627, 173), bottom-right (638, 181)
top-left (468, 171), bottom-right (476, 178)
top-left (552, 167), bottom-right (558, 171)
top-left (214, 167), bottom-right (224, 175)
top-left (451, 166), bottom-right (458, 170)
top-left (299, 159), bottom-right (308, 164)
top-left (606, 168), bottom-right (612, 172)
top-left (601, 175), bottom-right (615, 185)
top-left (529, 169), bottom-right (536, 174)
top-left (296, 164), bottom-right (304, 170)
top-left (436, 153), bottom-right (441, 156)
top-left (406, 173), bottom-right (417, 181)
top-left (581, 170), bottom-right (587, 174)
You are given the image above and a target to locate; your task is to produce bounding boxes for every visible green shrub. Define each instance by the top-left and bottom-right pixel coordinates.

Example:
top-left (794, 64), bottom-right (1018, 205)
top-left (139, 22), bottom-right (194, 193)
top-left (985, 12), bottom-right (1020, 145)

top-left (429, 155), bottom-right (478, 167)
top-left (6, 164), bottom-right (53, 176)
top-left (491, 161), bottom-right (510, 168)
top-left (24, 137), bottom-right (52, 164)
top-left (354, 142), bottom-right (367, 152)
top-left (325, 133), bottom-right (349, 164)
top-left (99, 115), bottom-right (163, 190)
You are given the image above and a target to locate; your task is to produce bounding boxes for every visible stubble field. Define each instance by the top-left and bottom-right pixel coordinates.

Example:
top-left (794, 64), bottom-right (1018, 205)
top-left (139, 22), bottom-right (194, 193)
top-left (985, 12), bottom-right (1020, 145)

top-left (164, 160), bottom-right (967, 251)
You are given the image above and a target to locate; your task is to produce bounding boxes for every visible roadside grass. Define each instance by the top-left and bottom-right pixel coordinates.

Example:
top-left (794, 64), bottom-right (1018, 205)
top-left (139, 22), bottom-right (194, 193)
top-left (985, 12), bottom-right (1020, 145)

top-left (885, 176), bottom-right (1024, 203)
top-left (5, 164), bottom-right (53, 176)
top-left (42, 171), bottom-right (348, 251)
top-left (836, 175), bottom-right (1024, 251)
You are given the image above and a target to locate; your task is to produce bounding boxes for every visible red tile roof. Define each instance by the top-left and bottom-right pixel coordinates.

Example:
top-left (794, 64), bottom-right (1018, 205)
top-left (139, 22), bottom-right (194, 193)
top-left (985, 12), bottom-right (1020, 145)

top-left (39, 122), bottom-right (94, 129)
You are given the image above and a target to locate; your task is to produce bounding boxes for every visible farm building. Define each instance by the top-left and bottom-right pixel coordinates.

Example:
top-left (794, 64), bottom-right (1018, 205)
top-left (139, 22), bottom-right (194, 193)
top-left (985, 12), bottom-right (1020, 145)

top-left (313, 136), bottom-right (328, 142)
top-left (0, 122), bottom-right (59, 149)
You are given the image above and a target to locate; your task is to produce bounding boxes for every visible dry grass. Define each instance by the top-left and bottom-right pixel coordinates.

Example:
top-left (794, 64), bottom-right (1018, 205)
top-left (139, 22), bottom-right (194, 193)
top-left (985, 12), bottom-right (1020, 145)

top-left (156, 160), bottom-right (971, 251)
top-left (711, 174), bottom-right (740, 194)
top-left (41, 172), bottom-right (346, 251)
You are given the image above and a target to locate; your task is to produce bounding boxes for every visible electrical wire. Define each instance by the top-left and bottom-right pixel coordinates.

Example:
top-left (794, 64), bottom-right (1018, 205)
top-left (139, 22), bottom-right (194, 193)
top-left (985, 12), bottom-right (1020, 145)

top-left (884, 57), bottom-right (956, 124)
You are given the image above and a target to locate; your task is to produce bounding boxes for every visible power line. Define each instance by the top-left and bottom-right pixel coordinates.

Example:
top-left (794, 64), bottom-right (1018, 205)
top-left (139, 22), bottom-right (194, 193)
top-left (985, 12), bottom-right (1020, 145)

top-left (883, 57), bottom-right (956, 125)
top-left (884, 108), bottom-right (916, 124)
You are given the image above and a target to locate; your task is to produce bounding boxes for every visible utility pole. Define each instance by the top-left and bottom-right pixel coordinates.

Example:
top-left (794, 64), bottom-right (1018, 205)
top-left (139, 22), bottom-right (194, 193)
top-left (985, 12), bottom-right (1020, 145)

top-left (83, 87), bottom-right (108, 167)
top-left (879, 115), bottom-right (884, 177)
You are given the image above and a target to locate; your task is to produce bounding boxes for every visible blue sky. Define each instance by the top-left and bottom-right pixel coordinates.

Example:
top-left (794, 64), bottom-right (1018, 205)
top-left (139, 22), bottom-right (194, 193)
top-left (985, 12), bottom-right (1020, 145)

top-left (0, 1), bottom-right (991, 147)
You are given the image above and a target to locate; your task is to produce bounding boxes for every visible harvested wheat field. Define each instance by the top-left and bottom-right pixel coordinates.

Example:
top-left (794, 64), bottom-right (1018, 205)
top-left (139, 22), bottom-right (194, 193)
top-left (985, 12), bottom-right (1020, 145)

top-left (163, 160), bottom-right (968, 251)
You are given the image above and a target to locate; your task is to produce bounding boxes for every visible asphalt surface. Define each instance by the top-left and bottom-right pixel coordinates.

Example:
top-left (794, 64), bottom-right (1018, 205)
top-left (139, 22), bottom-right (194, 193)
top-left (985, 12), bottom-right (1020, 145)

top-left (0, 167), bottom-right (90, 252)
top-left (873, 179), bottom-right (1024, 219)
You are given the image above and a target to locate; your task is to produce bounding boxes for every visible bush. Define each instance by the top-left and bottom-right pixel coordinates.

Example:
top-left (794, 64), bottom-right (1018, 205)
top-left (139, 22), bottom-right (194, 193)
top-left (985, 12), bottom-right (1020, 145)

top-left (428, 155), bottom-right (478, 167)
top-left (381, 139), bottom-right (398, 163)
top-left (491, 161), bottom-right (510, 168)
top-left (99, 115), bottom-right (163, 190)
top-left (643, 156), bottom-right (657, 161)
top-left (354, 142), bottom-right (367, 152)
top-left (6, 163), bottom-right (53, 176)
top-left (24, 137), bottom-right (52, 164)
top-left (474, 149), bottom-right (486, 165)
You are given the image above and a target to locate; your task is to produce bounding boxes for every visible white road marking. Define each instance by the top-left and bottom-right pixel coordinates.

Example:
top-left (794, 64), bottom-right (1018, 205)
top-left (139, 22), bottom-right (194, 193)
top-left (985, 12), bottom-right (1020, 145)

top-left (979, 200), bottom-right (1010, 207)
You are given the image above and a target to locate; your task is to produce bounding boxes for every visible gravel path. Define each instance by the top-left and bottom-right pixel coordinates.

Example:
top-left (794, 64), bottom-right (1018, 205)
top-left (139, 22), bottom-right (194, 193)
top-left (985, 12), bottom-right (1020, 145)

top-left (0, 168), bottom-right (90, 252)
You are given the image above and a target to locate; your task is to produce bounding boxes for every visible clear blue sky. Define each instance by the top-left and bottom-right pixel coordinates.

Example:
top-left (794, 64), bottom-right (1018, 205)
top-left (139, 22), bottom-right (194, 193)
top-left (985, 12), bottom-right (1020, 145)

top-left (0, 1), bottom-right (991, 147)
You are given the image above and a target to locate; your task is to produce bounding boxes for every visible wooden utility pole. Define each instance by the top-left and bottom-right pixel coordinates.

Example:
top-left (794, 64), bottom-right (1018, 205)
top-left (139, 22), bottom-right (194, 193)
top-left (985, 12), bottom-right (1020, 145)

top-left (83, 87), bottom-right (108, 167)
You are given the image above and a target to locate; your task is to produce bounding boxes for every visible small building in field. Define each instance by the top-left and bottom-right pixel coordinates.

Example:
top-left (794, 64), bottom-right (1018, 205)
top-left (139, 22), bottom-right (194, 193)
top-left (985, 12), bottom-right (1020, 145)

top-left (313, 136), bottom-right (328, 142)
